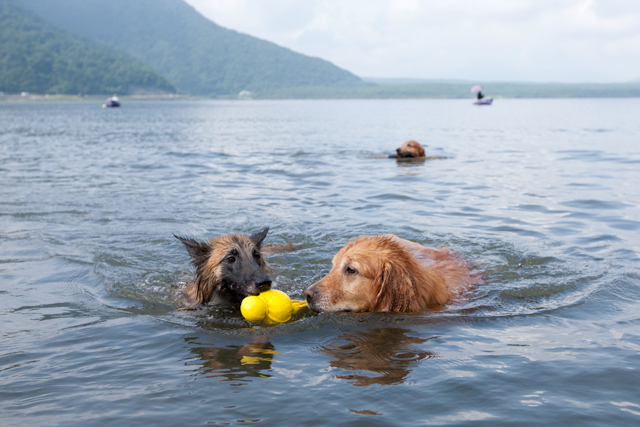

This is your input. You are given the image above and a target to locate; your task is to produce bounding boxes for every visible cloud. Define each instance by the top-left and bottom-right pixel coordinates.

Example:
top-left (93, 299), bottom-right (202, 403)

top-left (184, 0), bottom-right (640, 82)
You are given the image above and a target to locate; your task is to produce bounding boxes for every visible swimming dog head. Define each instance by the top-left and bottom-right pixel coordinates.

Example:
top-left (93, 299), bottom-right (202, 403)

top-left (395, 140), bottom-right (426, 158)
top-left (175, 228), bottom-right (272, 307)
top-left (304, 235), bottom-right (450, 313)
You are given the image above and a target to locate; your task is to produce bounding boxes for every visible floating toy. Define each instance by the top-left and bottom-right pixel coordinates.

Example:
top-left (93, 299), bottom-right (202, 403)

top-left (241, 289), bottom-right (309, 324)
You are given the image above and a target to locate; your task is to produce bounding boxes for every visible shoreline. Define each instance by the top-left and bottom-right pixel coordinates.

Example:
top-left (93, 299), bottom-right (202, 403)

top-left (0, 94), bottom-right (196, 102)
top-left (3, 82), bottom-right (640, 102)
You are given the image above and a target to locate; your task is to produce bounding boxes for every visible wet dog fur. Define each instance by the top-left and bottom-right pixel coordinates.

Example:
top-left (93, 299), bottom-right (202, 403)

top-left (395, 140), bottom-right (426, 158)
top-left (175, 228), bottom-right (273, 308)
top-left (304, 234), bottom-right (481, 313)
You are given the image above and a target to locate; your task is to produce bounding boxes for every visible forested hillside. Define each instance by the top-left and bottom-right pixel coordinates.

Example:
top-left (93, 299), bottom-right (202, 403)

top-left (0, 0), bottom-right (175, 95)
top-left (21, 0), bottom-right (363, 96)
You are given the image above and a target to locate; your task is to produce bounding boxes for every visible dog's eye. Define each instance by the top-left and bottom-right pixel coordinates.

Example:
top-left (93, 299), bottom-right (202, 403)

top-left (253, 251), bottom-right (260, 260)
top-left (345, 266), bottom-right (357, 275)
top-left (226, 256), bottom-right (236, 263)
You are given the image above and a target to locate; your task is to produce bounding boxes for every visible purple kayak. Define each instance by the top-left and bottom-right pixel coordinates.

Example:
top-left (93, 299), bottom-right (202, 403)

top-left (473, 98), bottom-right (493, 105)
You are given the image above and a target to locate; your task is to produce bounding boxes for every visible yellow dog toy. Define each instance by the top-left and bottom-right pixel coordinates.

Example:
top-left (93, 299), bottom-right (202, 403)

top-left (241, 289), bottom-right (309, 324)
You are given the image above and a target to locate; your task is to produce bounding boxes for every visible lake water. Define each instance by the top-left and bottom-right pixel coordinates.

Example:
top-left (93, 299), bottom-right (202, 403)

top-left (1, 99), bottom-right (639, 426)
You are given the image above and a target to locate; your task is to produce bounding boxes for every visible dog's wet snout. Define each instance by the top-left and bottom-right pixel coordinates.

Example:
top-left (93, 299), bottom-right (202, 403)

top-left (304, 288), bottom-right (317, 301)
top-left (252, 267), bottom-right (272, 292)
top-left (256, 278), bottom-right (272, 291)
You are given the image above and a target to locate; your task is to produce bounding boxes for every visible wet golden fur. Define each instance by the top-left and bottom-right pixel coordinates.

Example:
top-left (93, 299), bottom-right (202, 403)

top-left (396, 140), bottom-right (426, 158)
top-left (305, 235), bottom-right (481, 313)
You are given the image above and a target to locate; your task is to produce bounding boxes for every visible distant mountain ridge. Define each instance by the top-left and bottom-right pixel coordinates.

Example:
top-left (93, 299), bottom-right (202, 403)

top-left (21, 0), bottom-right (363, 96)
top-left (0, 0), bottom-right (175, 95)
top-left (363, 77), bottom-right (475, 85)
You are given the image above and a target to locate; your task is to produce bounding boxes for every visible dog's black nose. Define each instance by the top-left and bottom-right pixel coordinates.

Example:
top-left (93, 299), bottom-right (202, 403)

top-left (256, 279), bottom-right (272, 291)
top-left (304, 288), bottom-right (316, 301)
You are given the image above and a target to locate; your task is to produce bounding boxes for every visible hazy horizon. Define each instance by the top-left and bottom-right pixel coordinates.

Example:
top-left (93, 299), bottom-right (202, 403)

top-left (185, 0), bottom-right (640, 84)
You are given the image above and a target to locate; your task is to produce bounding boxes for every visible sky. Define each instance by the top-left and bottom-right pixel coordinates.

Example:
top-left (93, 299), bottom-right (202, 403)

top-left (184, 0), bottom-right (640, 83)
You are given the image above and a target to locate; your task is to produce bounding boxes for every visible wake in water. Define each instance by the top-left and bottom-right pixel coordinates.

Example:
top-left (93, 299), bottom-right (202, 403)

top-left (99, 233), bottom-right (609, 331)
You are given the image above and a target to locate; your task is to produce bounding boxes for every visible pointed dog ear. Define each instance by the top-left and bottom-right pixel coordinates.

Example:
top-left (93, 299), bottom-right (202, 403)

top-left (249, 227), bottom-right (269, 249)
top-left (174, 234), bottom-right (211, 270)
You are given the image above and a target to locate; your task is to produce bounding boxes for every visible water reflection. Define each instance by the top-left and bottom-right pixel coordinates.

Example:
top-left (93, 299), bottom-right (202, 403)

top-left (190, 338), bottom-right (277, 381)
top-left (396, 156), bottom-right (450, 167)
top-left (320, 327), bottom-right (437, 387)
top-left (395, 157), bottom-right (427, 167)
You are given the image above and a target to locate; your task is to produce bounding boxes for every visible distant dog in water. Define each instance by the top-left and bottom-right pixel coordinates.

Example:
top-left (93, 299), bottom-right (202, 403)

top-left (175, 227), bottom-right (297, 308)
top-left (304, 234), bottom-right (481, 313)
top-left (393, 140), bottom-right (426, 158)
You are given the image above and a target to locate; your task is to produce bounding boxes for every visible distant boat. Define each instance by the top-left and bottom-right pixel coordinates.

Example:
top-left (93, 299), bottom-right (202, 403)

top-left (473, 98), bottom-right (493, 105)
top-left (103, 99), bottom-right (120, 108)
top-left (103, 94), bottom-right (120, 108)
top-left (470, 85), bottom-right (493, 106)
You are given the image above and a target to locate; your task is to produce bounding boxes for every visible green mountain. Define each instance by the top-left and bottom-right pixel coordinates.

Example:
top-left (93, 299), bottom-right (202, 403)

top-left (21, 0), bottom-right (363, 96)
top-left (0, 0), bottom-right (175, 95)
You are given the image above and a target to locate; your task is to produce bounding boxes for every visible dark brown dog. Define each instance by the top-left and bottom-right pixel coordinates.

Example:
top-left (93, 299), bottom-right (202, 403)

top-left (395, 140), bottom-right (426, 158)
top-left (175, 228), bottom-right (272, 308)
top-left (304, 234), bottom-right (481, 313)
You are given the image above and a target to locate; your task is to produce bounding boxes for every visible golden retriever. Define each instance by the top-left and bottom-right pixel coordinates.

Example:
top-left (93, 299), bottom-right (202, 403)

top-left (395, 140), bottom-right (426, 158)
top-left (304, 235), bottom-right (481, 312)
